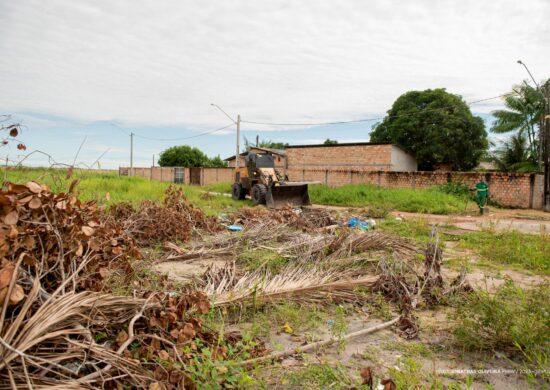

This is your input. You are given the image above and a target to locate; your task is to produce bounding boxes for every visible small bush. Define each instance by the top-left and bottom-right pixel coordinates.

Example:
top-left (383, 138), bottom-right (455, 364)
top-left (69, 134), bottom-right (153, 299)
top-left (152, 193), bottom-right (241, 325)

top-left (438, 182), bottom-right (470, 197)
top-left (453, 281), bottom-right (549, 358)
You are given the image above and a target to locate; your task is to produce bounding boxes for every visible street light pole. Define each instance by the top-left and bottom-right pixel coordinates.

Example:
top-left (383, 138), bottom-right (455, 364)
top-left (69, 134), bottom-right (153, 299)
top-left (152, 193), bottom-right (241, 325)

top-left (518, 60), bottom-right (549, 211)
top-left (544, 80), bottom-right (550, 211)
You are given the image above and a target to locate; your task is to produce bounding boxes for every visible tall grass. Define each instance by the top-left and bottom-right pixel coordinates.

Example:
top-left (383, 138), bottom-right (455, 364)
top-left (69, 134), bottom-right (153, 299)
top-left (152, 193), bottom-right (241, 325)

top-left (308, 184), bottom-right (467, 214)
top-left (1, 167), bottom-right (249, 215)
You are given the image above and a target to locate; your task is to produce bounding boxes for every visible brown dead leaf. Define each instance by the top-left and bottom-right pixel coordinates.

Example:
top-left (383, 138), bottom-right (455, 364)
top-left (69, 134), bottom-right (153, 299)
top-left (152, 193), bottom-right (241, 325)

top-left (381, 379), bottom-right (397, 390)
top-left (99, 267), bottom-right (110, 279)
top-left (75, 243), bottom-right (84, 257)
top-left (149, 383), bottom-right (165, 390)
top-left (0, 263), bottom-right (15, 289)
top-left (116, 330), bottom-right (129, 344)
top-left (8, 226), bottom-right (18, 238)
top-left (8, 284), bottom-right (24, 305)
top-left (360, 367), bottom-right (373, 389)
top-left (21, 236), bottom-right (35, 249)
top-left (9, 127), bottom-right (18, 137)
top-left (81, 226), bottom-right (94, 236)
top-left (158, 350), bottom-right (170, 361)
top-left (105, 192), bottom-right (111, 201)
top-left (4, 210), bottom-right (18, 225)
top-left (0, 287), bottom-right (6, 305)
top-left (18, 195), bottom-right (33, 204)
top-left (66, 166), bottom-right (74, 180)
top-left (26, 181), bottom-right (42, 194)
top-left (28, 197), bottom-right (42, 209)
top-left (17, 143), bottom-right (26, 151)
top-left (182, 323), bottom-right (196, 340)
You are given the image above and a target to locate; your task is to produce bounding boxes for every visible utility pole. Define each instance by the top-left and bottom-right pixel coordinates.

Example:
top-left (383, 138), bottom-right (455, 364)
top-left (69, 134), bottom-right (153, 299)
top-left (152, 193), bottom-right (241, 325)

top-left (256, 134), bottom-right (259, 147)
top-left (544, 80), bottom-right (550, 211)
top-left (130, 132), bottom-right (134, 176)
top-left (152, 154), bottom-right (155, 167)
top-left (236, 115), bottom-right (241, 168)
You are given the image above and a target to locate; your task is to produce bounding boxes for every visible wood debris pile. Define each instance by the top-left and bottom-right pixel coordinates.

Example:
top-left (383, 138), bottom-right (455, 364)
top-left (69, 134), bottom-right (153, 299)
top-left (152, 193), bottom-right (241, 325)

top-left (0, 182), bottom-right (264, 388)
top-left (110, 185), bottom-right (221, 245)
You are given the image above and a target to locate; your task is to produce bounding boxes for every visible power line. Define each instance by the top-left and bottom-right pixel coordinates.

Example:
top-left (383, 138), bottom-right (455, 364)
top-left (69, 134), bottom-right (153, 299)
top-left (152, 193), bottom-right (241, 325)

top-left (241, 93), bottom-right (513, 127)
top-left (110, 122), bottom-right (235, 141)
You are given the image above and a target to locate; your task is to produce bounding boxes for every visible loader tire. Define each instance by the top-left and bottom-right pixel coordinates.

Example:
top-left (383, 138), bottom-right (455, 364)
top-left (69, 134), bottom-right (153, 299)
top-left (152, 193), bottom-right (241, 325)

top-left (252, 184), bottom-right (267, 205)
top-left (232, 183), bottom-right (246, 200)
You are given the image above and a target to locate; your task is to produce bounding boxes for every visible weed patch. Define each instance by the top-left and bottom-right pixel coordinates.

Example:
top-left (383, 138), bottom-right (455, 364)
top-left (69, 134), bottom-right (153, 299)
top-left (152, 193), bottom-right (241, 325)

top-left (282, 363), bottom-right (356, 389)
top-left (453, 281), bottom-right (549, 368)
top-left (459, 229), bottom-right (550, 274)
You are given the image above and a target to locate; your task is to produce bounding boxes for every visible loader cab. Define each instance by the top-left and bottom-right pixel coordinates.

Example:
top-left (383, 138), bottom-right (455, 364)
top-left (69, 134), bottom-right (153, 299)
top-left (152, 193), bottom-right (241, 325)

top-left (246, 152), bottom-right (274, 169)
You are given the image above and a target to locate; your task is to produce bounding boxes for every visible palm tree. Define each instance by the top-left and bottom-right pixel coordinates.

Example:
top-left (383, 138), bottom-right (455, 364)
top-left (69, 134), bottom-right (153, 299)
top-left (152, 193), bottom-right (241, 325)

top-left (491, 83), bottom-right (545, 163)
top-left (492, 133), bottom-right (536, 172)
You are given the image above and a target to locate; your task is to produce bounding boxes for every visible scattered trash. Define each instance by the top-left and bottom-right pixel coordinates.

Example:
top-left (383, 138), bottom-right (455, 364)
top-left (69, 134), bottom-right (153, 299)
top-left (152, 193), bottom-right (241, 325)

top-left (226, 224), bottom-right (243, 231)
top-left (281, 322), bottom-right (293, 334)
top-left (347, 217), bottom-right (374, 231)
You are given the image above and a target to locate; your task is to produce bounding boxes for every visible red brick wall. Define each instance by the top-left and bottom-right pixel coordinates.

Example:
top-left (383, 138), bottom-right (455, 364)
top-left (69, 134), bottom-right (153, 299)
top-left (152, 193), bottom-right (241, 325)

top-left (200, 168), bottom-right (234, 185)
top-left (121, 166), bottom-right (543, 209)
top-left (287, 169), bottom-right (541, 209)
top-left (286, 144), bottom-right (394, 171)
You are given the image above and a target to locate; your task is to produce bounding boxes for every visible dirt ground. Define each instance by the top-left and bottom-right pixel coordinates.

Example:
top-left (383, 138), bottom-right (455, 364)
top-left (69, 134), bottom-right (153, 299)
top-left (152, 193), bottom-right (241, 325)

top-left (394, 209), bottom-right (550, 235)
top-left (158, 204), bottom-right (548, 388)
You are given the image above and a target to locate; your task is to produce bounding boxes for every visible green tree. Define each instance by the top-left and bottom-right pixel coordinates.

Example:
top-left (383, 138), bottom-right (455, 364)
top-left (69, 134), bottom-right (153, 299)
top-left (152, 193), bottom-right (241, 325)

top-left (491, 83), bottom-right (545, 163)
top-left (370, 88), bottom-right (487, 171)
top-left (323, 138), bottom-right (338, 145)
top-left (206, 155), bottom-right (228, 168)
top-left (492, 134), bottom-right (536, 172)
top-left (158, 145), bottom-right (211, 167)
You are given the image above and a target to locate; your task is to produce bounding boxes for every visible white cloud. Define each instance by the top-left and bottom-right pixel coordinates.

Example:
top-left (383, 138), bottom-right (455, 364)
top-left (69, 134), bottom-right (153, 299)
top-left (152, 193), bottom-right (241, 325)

top-left (1, 0), bottom-right (549, 130)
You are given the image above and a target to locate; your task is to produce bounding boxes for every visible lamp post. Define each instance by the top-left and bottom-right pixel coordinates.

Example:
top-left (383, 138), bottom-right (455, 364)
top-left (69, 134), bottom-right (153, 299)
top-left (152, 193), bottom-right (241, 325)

top-left (518, 60), bottom-right (549, 211)
top-left (211, 104), bottom-right (240, 168)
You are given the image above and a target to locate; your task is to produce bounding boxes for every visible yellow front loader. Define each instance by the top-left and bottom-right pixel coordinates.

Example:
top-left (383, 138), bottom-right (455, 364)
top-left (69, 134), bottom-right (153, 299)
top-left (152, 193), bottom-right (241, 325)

top-left (231, 152), bottom-right (311, 208)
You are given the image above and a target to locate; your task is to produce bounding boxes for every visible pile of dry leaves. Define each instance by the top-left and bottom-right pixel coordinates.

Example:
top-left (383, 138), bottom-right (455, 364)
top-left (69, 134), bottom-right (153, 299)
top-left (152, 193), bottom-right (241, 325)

top-left (0, 181), bottom-right (264, 388)
top-left (0, 180), bottom-right (138, 293)
top-left (110, 185), bottom-right (221, 245)
top-left (231, 205), bottom-right (335, 231)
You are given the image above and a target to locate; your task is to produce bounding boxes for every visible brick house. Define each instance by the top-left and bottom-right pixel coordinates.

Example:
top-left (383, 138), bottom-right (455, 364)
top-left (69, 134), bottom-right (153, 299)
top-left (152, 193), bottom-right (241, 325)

top-left (224, 147), bottom-right (286, 168)
top-left (285, 142), bottom-right (417, 173)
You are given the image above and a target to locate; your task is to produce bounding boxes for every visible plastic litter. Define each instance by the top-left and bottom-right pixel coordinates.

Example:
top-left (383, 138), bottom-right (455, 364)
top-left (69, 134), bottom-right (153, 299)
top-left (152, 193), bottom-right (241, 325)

top-left (226, 225), bottom-right (243, 231)
top-left (347, 217), bottom-right (373, 231)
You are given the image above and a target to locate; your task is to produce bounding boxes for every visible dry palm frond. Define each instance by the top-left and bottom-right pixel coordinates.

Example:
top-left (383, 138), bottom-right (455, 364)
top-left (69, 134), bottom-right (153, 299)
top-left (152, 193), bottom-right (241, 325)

top-left (327, 230), bottom-right (418, 259)
top-left (201, 264), bottom-right (378, 306)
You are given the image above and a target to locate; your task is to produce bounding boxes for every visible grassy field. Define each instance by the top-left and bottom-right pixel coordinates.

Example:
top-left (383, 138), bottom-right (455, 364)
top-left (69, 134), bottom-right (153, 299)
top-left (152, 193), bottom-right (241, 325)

top-left (458, 229), bottom-right (550, 275)
top-left (1, 167), bottom-right (249, 215)
top-left (3, 168), bottom-right (472, 215)
top-left (204, 181), bottom-right (468, 214)
top-left (309, 184), bottom-right (467, 214)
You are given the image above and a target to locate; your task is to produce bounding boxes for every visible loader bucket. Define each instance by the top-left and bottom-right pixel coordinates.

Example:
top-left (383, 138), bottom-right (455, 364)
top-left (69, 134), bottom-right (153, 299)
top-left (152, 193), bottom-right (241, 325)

top-left (266, 183), bottom-right (311, 209)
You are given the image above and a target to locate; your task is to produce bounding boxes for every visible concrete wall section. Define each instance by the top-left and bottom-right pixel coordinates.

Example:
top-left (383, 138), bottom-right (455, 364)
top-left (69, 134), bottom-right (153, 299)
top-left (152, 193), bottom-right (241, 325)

top-left (390, 146), bottom-right (417, 171)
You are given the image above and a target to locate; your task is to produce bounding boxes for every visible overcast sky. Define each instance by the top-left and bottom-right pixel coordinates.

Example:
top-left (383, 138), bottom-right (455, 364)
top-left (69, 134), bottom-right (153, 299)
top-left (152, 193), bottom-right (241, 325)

top-left (1, 0), bottom-right (549, 168)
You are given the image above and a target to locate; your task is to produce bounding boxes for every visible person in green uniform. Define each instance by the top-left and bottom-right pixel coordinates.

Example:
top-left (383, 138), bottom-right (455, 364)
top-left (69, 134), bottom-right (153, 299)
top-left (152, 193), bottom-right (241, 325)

top-left (474, 178), bottom-right (489, 214)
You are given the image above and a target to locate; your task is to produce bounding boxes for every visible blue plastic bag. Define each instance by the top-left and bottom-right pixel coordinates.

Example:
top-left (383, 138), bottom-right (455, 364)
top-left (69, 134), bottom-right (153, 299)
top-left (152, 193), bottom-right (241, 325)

top-left (347, 217), bottom-right (370, 231)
